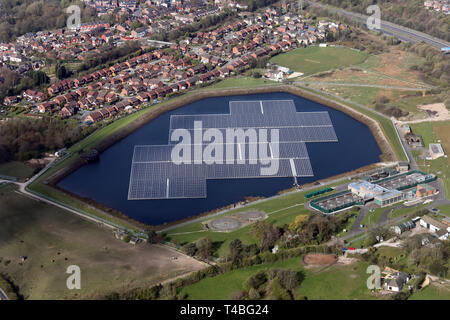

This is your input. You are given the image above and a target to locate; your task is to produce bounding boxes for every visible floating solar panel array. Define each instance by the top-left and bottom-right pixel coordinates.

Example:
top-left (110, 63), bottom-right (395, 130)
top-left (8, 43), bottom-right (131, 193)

top-left (128, 100), bottom-right (338, 200)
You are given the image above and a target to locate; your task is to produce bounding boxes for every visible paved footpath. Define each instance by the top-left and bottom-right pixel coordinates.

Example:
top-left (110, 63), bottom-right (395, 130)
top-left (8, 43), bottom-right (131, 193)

top-left (0, 288), bottom-right (9, 300)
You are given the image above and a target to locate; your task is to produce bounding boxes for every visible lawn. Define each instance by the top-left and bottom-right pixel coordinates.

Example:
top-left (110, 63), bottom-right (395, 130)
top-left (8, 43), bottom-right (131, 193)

top-left (204, 76), bottom-right (277, 89)
top-left (298, 85), bottom-right (408, 162)
top-left (0, 161), bottom-right (36, 180)
top-left (409, 283), bottom-right (450, 300)
top-left (180, 257), bottom-right (376, 300)
top-left (388, 204), bottom-right (428, 219)
top-left (0, 184), bottom-right (206, 300)
top-left (270, 46), bottom-right (369, 76)
top-left (409, 121), bottom-right (450, 198)
top-left (361, 207), bottom-right (386, 226)
top-left (434, 205), bottom-right (450, 217)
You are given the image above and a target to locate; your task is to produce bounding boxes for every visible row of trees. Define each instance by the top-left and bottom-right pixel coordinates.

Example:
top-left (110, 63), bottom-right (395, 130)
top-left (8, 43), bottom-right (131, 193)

top-left (0, 0), bottom-right (98, 42)
top-left (0, 118), bottom-right (94, 163)
top-left (406, 42), bottom-right (450, 87)
top-left (0, 67), bottom-right (49, 102)
top-left (76, 41), bottom-right (142, 73)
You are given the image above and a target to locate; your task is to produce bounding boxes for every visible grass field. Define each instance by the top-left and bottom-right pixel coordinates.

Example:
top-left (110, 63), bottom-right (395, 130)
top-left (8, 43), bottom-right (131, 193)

top-left (270, 46), bottom-right (369, 76)
top-left (180, 257), bottom-right (375, 300)
top-left (435, 205), bottom-right (450, 217)
top-left (0, 161), bottom-right (35, 180)
top-left (409, 283), bottom-right (450, 300)
top-left (409, 121), bottom-right (450, 198)
top-left (361, 207), bottom-right (386, 226)
top-left (0, 184), bottom-right (205, 299)
top-left (204, 76), bottom-right (277, 89)
top-left (298, 85), bottom-right (408, 162)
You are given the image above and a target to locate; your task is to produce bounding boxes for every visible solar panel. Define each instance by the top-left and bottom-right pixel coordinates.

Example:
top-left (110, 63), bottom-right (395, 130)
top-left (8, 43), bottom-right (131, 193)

top-left (128, 100), bottom-right (338, 199)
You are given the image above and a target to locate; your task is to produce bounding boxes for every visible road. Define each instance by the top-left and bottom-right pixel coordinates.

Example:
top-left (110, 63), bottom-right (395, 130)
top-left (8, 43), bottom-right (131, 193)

top-left (0, 288), bottom-right (9, 300)
top-left (306, 1), bottom-right (450, 49)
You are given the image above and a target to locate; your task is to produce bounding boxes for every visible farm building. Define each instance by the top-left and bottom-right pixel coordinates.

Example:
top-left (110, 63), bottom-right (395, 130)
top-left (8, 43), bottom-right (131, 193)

top-left (420, 215), bottom-right (450, 240)
top-left (391, 220), bottom-right (415, 235)
top-left (385, 272), bottom-right (410, 292)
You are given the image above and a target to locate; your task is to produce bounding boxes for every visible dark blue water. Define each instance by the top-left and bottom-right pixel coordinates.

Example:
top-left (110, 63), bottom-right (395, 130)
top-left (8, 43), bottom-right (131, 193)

top-left (58, 92), bottom-right (381, 225)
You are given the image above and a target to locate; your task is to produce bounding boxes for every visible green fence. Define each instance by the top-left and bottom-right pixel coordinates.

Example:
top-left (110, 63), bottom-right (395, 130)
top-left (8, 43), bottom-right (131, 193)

top-left (305, 187), bottom-right (333, 199)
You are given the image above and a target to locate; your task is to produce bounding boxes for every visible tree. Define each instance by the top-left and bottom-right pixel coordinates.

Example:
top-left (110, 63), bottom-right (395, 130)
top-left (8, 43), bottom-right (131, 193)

top-left (181, 243), bottom-right (197, 257)
top-left (55, 64), bottom-right (68, 80)
top-left (289, 214), bottom-right (309, 233)
top-left (146, 230), bottom-right (158, 244)
top-left (196, 237), bottom-right (212, 259)
top-left (244, 271), bottom-right (267, 291)
top-left (229, 239), bottom-right (243, 264)
top-left (252, 221), bottom-right (281, 251)
top-left (276, 269), bottom-right (299, 291)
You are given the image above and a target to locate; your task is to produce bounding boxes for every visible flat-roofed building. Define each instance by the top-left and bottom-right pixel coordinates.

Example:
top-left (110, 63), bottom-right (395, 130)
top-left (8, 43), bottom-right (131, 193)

top-left (429, 143), bottom-right (445, 159)
top-left (374, 189), bottom-right (404, 207)
top-left (348, 180), bottom-right (388, 199)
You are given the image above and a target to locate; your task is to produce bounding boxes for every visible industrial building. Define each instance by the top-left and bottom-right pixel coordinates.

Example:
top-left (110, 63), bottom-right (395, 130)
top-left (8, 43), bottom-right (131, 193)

top-left (311, 170), bottom-right (436, 213)
top-left (411, 184), bottom-right (438, 199)
top-left (374, 189), bottom-right (404, 207)
top-left (348, 180), bottom-right (404, 207)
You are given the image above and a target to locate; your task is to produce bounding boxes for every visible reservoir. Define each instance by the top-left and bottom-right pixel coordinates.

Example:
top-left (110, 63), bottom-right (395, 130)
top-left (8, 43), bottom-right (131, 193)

top-left (58, 92), bottom-right (382, 225)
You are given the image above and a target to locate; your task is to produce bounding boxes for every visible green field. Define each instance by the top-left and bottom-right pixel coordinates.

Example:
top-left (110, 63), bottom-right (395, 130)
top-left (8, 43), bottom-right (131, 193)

top-left (270, 46), bottom-right (369, 76)
top-left (361, 207), bottom-right (387, 226)
top-left (434, 205), bottom-right (450, 217)
top-left (0, 161), bottom-right (35, 180)
top-left (298, 85), bottom-right (408, 162)
top-left (0, 184), bottom-right (205, 299)
top-left (409, 283), bottom-right (450, 300)
top-left (181, 257), bottom-right (375, 300)
top-left (409, 121), bottom-right (450, 198)
top-left (204, 76), bottom-right (277, 89)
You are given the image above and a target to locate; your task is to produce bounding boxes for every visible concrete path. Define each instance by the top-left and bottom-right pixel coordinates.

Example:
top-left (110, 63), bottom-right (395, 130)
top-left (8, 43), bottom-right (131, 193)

top-left (350, 206), bottom-right (369, 233)
top-left (0, 288), bottom-right (9, 300)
